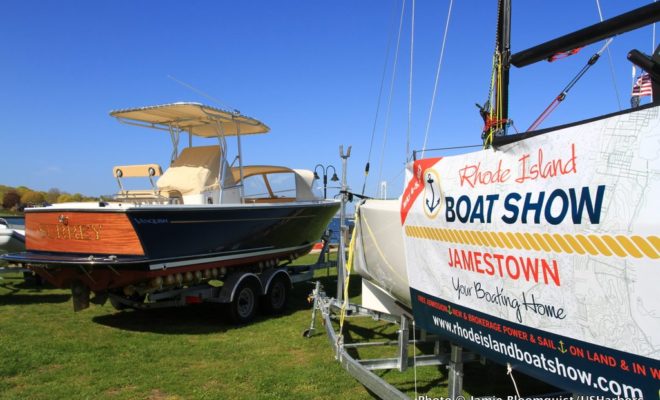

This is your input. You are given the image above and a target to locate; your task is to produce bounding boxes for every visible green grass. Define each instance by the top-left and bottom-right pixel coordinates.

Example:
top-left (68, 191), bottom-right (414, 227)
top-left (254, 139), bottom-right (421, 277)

top-left (0, 254), bottom-right (554, 399)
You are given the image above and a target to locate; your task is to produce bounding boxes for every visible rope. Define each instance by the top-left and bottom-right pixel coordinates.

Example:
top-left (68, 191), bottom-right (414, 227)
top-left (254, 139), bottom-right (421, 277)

top-left (406, 0), bottom-right (416, 161)
top-left (421, 0), bottom-right (454, 159)
top-left (376, 0), bottom-right (407, 195)
top-left (167, 75), bottom-right (237, 113)
top-left (482, 0), bottom-right (507, 149)
top-left (362, 212), bottom-right (407, 281)
top-left (361, 1), bottom-right (399, 196)
top-left (483, 51), bottom-right (503, 148)
top-left (412, 319), bottom-right (418, 398)
top-left (595, 0), bottom-right (622, 110)
top-left (507, 363), bottom-right (521, 397)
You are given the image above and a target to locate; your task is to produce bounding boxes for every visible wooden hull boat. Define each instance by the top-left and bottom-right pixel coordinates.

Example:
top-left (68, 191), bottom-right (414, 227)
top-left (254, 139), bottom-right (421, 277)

top-left (5, 201), bottom-right (337, 292)
top-left (1, 102), bottom-right (340, 312)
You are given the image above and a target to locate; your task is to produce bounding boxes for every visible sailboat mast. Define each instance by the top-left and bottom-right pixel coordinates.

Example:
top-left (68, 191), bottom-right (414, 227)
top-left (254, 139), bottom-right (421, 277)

top-left (482, 0), bottom-right (512, 148)
top-left (496, 0), bottom-right (511, 125)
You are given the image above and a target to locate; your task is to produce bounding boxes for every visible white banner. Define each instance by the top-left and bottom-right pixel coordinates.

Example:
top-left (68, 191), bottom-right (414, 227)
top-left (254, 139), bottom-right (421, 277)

top-left (402, 106), bottom-right (660, 397)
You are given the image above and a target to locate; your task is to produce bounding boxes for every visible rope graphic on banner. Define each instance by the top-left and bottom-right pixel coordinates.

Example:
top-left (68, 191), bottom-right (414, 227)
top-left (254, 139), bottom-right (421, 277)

top-left (405, 225), bottom-right (660, 259)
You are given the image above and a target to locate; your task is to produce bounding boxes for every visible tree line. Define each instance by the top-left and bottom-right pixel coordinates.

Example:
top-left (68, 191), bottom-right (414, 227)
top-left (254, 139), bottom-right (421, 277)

top-left (0, 185), bottom-right (100, 212)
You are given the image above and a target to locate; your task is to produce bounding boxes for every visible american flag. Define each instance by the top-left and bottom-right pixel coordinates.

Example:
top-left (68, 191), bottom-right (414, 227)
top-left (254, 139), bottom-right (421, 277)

top-left (632, 72), bottom-right (652, 97)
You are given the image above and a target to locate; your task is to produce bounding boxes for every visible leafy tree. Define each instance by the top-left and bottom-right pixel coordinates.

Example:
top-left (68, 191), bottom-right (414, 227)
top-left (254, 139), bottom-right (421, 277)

top-left (21, 191), bottom-right (46, 206)
top-left (46, 188), bottom-right (61, 204)
top-left (56, 194), bottom-right (75, 203)
top-left (15, 186), bottom-right (30, 197)
top-left (2, 190), bottom-right (20, 210)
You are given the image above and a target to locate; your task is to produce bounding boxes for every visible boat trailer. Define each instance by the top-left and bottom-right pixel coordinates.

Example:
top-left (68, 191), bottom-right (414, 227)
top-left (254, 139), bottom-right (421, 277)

top-left (100, 234), bottom-right (337, 322)
top-left (304, 281), bottom-right (479, 400)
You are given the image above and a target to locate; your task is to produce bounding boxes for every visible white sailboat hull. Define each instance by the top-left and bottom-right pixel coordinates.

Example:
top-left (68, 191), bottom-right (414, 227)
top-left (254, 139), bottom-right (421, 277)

top-left (353, 199), bottom-right (410, 309)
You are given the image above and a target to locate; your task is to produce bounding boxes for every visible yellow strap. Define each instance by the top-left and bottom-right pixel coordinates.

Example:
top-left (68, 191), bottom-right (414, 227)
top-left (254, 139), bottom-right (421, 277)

top-left (338, 218), bottom-right (358, 334)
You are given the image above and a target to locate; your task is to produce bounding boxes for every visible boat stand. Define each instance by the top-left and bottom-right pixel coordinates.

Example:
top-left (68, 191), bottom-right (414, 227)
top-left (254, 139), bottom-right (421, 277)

top-left (304, 281), bottom-right (476, 400)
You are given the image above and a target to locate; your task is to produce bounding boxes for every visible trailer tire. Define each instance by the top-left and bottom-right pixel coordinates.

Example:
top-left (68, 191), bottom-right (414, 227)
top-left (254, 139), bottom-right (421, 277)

top-left (109, 293), bottom-right (145, 311)
top-left (261, 274), bottom-right (290, 314)
top-left (229, 279), bottom-right (259, 324)
top-left (109, 296), bottom-right (128, 311)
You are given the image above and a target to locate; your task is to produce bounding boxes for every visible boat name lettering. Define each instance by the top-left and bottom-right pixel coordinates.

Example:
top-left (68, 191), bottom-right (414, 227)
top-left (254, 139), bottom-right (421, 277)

top-left (444, 185), bottom-right (605, 225)
top-left (133, 218), bottom-right (169, 224)
top-left (458, 143), bottom-right (577, 188)
top-left (38, 223), bottom-right (103, 241)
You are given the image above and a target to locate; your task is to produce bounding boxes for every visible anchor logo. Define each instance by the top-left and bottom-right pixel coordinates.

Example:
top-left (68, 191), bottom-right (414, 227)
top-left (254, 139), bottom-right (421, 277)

top-left (423, 169), bottom-right (442, 219)
top-left (425, 173), bottom-right (440, 212)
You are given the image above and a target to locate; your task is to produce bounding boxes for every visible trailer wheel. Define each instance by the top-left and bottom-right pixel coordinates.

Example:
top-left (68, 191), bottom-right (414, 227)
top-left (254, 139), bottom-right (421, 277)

top-left (109, 293), bottom-right (145, 311)
top-left (109, 296), bottom-right (128, 311)
top-left (261, 274), bottom-right (290, 314)
top-left (229, 279), bottom-right (259, 324)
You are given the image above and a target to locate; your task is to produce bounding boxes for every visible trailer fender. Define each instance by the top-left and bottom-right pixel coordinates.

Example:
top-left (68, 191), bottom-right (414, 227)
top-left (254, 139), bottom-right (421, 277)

top-left (218, 272), bottom-right (262, 303)
top-left (260, 269), bottom-right (292, 294)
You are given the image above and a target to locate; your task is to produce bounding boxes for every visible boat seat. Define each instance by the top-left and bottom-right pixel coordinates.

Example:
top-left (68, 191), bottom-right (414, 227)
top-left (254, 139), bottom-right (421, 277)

top-left (157, 145), bottom-right (221, 196)
top-left (113, 164), bottom-right (183, 204)
top-left (113, 163), bottom-right (161, 195)
top-left (113, 164), bottom-right (162, 179)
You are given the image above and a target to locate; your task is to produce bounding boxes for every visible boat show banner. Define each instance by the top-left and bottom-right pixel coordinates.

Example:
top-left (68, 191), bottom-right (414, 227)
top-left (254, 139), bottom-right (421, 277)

top-left (401, 106), bottom-right (660, 398)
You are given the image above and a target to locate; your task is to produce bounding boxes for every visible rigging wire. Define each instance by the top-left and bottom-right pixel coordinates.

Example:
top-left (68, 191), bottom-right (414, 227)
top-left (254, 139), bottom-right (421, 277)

top-left (376, 0), bottom-right (407, 195)
top-left (412, 319), bottom-right (418, 398)
top-left (361, 1), bottom-right (399, 196)
top-left (406, 0), bottom-right (416, 162)
top-left (421, 0), bottom-right (454, 159)
top-left (595, 0), bottom-right (622, 110)
top-left (167, 75), bottom-right (238, 113)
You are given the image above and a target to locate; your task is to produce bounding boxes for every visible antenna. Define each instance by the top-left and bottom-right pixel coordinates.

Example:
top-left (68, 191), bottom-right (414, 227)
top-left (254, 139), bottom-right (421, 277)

top-left (167, 75), bottom-right (239, 113)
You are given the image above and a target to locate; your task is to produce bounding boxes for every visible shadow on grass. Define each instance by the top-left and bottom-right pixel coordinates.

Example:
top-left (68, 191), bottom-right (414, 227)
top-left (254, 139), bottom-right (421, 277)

top-left (91, 274), bottom-right (358, 335)
top-left (92, 304), bottom-right (233, 334)
top-left (0, 279), bottom-right (69, 305)
top-left (0, 292), bottom-right (71, 305)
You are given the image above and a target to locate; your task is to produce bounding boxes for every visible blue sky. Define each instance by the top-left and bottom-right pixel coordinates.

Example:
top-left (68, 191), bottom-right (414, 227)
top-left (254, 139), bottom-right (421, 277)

top-left (0, 1), bottom-right (655, 199)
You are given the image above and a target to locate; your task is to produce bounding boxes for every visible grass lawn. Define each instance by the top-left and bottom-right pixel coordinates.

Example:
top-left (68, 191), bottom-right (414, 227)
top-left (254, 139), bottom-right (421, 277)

top-left (0, 254), bottom-right (555, 399)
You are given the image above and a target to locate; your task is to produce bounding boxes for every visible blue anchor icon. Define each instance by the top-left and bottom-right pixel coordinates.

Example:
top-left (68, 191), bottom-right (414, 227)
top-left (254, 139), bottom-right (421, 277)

top-left (425, 173), bottom-right (440, 212)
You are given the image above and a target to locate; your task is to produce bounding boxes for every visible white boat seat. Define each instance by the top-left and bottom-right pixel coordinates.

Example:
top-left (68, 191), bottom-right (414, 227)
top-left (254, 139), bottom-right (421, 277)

top-left (157, 145), bottom-right (221, 196)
